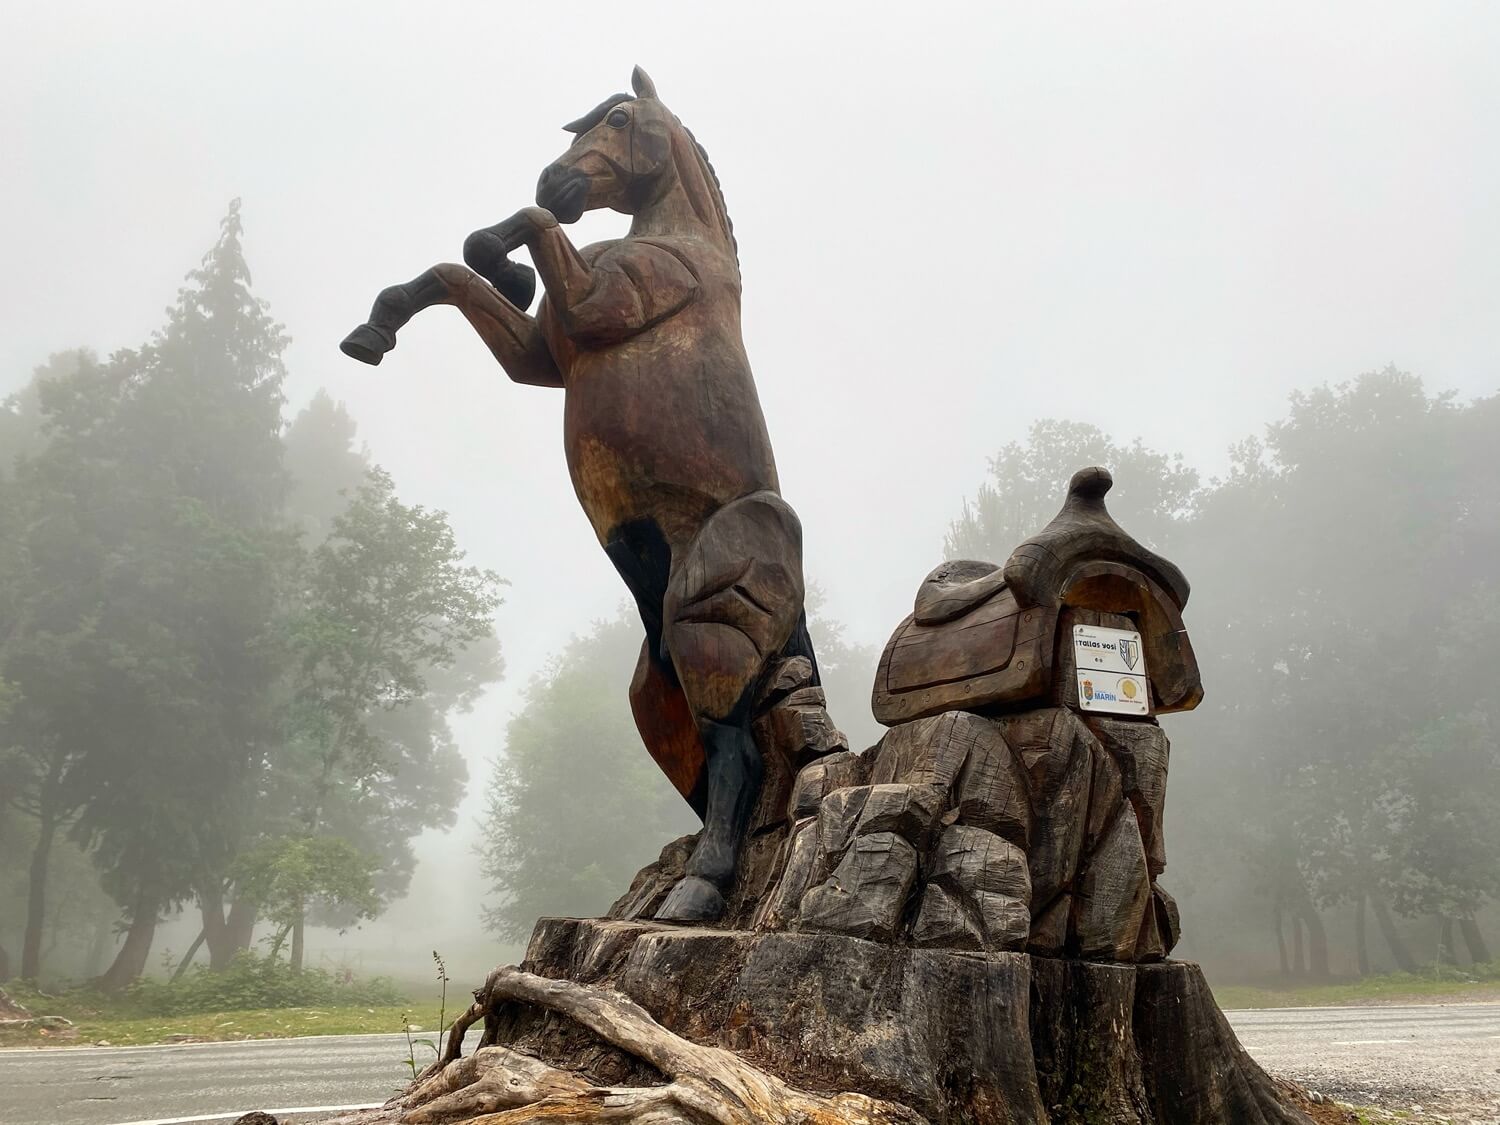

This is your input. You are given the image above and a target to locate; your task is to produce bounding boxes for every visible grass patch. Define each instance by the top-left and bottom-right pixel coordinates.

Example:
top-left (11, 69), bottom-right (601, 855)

top-left (1213, 960), bottom-right (1500, 1009)
top-left (0, 1002), bottom-right (443, 1048)
top-left (1, 951), bottom-right (431, 1048)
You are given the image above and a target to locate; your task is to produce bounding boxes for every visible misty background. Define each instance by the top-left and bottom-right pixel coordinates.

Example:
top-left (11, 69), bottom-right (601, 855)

top-left (3, 1), bottom-right (1498, 990)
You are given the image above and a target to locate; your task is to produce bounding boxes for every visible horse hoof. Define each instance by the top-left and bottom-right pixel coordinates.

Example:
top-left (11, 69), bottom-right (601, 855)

top-left (654, 876), bottom-right (725, 924)
top-left (340, 324), bottom-right (394, 365)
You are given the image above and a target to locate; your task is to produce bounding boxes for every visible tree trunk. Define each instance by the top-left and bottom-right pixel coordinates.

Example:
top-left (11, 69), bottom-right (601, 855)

top-left (267, 923), bottom-right (291, 963)
top-left (20, 800), bottom-right (59, 980)
top-left (1371, 897), bottom-right (1418, 974)
top-left (226, 898), bottom-right (257, 956)
top-left (1293, 892), bottom-right (1329, 979)
top-left (98, 893), bottom-right (160, 992)
top-left (84, 917), bottom-right (111, 978)
top-left (1354, 895), bottom-right (1369, 976)
top-left (200, 885), bottom-right (231, 969)
top-left (1273, 904), bottom-right (1288, 977)
top-left (1458, 916), bottom-right (1491, 965)
top-left (20, 759), bottom-right (68, 982)
top-left (1291, 916), bottom-right (1304, 975)
top-left (203, 888), bottom-right (258, 969)
top-left (1437, 916), bottom-right (1455, 966)
top-left (0, 941), bottom-right (11, 981)
top-left (291, 907), bottom-right (305, 973)
top-left (171, 929), bottom-right (207, 982)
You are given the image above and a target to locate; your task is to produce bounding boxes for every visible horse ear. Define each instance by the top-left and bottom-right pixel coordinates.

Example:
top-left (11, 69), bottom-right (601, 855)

top-left (632, 65), bottom-right (658, 100)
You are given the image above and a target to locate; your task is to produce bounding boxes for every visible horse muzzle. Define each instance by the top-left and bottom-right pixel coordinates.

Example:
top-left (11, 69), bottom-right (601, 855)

top-left (536, 164), bottom-right (590, 224)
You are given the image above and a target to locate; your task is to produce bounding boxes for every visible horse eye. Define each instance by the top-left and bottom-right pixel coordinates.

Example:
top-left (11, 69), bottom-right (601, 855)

top-left (606, 108), bottom-right (630, 129)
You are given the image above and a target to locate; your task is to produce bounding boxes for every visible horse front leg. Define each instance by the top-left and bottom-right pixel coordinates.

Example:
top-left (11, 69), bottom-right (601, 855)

top-left (341, 267), bottom-right (453, 365)
top-left (465, 206), bottom-right (595, 309)
top-left (340, 264), bottom-right (561, 388)
top-left (465, 208), bottom-right (697, 346)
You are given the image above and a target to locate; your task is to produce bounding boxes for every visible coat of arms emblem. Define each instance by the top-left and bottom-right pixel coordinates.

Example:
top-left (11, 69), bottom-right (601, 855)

top-left (1117, 637), bottom-right (1140, 670)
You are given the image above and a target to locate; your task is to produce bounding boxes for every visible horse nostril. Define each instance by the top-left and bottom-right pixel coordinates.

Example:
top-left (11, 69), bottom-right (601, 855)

top-left (536, 164), bottom-right (588, 223)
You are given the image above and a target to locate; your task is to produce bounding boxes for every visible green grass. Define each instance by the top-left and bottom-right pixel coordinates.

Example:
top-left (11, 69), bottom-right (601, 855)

top-left (0, 1002), bottom-right (445, 1048)
top-left (1213, 961), bottom-right (1500, 1009)
top-left (8, 961), bottom-right (1498, 1049)
top-left (0, 954), bottom-right (442, 1049)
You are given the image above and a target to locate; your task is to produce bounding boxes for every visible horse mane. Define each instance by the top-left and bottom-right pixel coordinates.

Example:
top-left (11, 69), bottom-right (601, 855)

top-left (678, 123), bottom-right (738, 269)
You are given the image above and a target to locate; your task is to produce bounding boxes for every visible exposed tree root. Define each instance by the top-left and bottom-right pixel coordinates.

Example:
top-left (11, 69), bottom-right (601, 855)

top-left (349, 966), bottom-right (925, 1125)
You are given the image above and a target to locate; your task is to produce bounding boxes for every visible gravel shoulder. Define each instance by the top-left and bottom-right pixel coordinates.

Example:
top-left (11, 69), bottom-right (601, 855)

top-left (1234, 1003), bottom-right (1500, 1124)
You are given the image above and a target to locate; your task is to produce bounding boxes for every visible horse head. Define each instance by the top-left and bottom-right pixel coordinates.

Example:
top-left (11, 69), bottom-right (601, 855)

top-left (536, 66), bottom-right (675, 222)
top-left (536, 67), bottom-right (735, 265)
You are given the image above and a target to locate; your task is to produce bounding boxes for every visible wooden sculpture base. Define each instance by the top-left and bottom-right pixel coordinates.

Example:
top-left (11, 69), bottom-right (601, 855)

top-left (329, 917), bottom-right (1318, 1125)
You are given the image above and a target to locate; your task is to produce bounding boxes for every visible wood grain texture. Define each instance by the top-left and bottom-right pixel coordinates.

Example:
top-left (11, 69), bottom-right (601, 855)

top-left (1004, 467), bottom-right (1191, 612)
top-left (873, 596), bottom-right (1056, 725)
top-left (993, 709), bottom-right (1097, 915)
top-left (912, 825), bottom-right (1031, 952)
top-left (1075, 806), bottom-right (1152, 961)
top-left (365, 919), bottom-right (1317, 1125)
top-left (342, 72), bottom-right (815, 919)
top-left (798, 832), bottom-right (921, 943)
top-left (1087, 717), bottom-right (1171, 878)
top-left (1028, 958), bottom-right (1152, 1123)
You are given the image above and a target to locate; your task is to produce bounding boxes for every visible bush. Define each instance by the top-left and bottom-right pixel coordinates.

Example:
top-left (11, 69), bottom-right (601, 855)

top-left (118, 952), bottom-right (406, 1016)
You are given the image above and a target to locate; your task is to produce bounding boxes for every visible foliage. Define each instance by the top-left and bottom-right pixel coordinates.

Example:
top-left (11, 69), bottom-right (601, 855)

top-left (231, 837), bottom-right (380, 952)
top-left (401, 952), bottom-right (451, 1077)
top-left (282, 390), bottom-right (371, 543)
top-left (0, 203), bottom-right (294, 988)
top-left (951, 371), bottom-right (1500, 976)
top-left (479, 591), bottom-right (870, 939)
top-left (0, 204), bottom-right (504, 988)
top-left (1185, 371), bottom-right (1500, 964)
top-left (124, 951), bottom-right (405, 1015)
top-left (0, 998), bottom-right (434, 1049)
top-left (1212, 960), bottom-right (1500, 1011)
top-left (3, 952), bottom-right (405, 1019)
top-left (480, 610), bottom-right (698, 939)
top-left (944, 418), bottom-right (1200, 560)
top-left (804, 582), bottom-right (882, 752)
top-left (285, 468), bottom-right (502, 833)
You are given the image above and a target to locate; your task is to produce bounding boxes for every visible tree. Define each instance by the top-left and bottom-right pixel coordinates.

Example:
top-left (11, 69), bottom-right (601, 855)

top-left (480, 610), bottom-right (699, 939)
top-left (1179, 370), bottom-right (1499, 974)
top-left (945, 419), bottom-right (1200, 561)
top-left (231, 836), bottom-right (379, 972)
top-left (479, 596), bottom-right (865, 940)
top-left (803, 583), bottom-right (881, 754)
top-left (0, 202), bottom-right (293, 989)
top-left (192, 391), bottom-right (375, 970)
top-left (247, 468), bottom-right (502, 960)
top-left (1, 209), bottom-right (508, 988)
top-left (2, 352), bottom-right (144, 982)
top-left (945, 375), bottom-right (1500, 978)
top-left (282, 391), bottom-right (371, 543)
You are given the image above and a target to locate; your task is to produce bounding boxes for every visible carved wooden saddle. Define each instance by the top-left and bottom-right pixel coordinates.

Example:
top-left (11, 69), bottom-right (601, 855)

top-left (873, 467), bottom-right (1204, 725)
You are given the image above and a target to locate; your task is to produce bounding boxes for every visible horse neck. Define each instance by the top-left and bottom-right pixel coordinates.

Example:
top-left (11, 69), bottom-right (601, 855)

top-left (629, 125), bottom-right (734, 262)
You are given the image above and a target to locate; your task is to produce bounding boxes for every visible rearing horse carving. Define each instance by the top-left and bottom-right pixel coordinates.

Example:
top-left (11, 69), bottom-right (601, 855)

top-left (341, 66), bottom-right (816, 923)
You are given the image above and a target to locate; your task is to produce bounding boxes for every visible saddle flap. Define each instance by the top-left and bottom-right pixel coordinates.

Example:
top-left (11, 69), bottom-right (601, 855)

top-left (873, 587), bottom-right (1057, 726)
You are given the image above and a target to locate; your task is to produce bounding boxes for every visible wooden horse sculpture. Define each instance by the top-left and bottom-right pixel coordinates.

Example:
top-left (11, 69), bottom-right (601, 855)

top-left (341, 67), bottom-right (816, 922)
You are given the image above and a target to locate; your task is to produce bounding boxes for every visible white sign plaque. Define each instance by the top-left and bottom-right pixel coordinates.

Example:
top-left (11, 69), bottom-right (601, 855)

top-left (1072, 624), bottom-right (1150, 715)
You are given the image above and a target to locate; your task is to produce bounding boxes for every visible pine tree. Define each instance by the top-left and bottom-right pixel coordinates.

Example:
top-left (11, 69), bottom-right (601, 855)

top-left (10, 201), bottom-right (294, 989)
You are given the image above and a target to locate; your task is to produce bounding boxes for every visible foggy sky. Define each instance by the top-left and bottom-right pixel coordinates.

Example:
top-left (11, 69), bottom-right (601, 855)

top-left (5, 1), bottom-right (1498, 963)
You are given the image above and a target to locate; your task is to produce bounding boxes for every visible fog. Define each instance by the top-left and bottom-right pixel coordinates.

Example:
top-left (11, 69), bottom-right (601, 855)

top-left (3, 1), bottom-right (1498, 987)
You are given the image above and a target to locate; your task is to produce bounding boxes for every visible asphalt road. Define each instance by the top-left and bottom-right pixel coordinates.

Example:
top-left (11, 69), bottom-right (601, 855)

top-left (2, 1005), bottom-right (1497, 1125)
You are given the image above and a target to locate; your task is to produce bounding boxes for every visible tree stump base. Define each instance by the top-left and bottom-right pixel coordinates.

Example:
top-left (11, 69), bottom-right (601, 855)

top-left (330, 917), bottom-right (1314, 1125)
